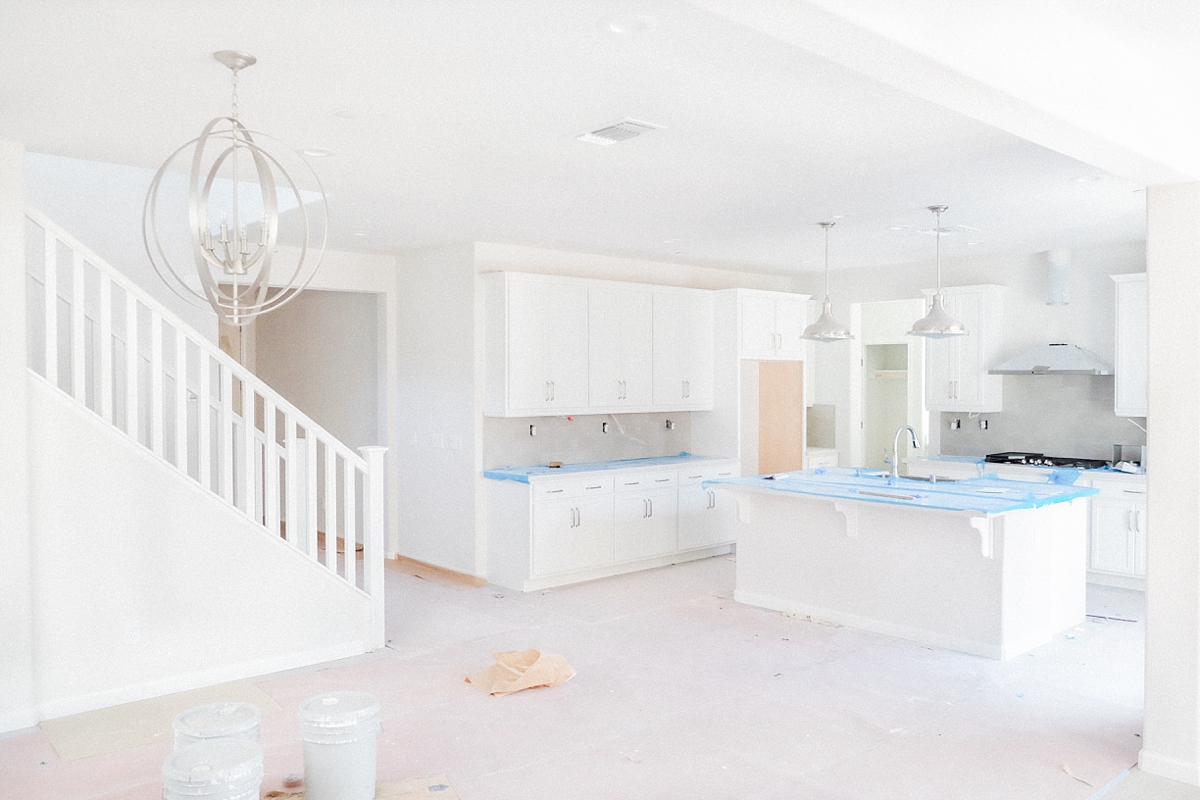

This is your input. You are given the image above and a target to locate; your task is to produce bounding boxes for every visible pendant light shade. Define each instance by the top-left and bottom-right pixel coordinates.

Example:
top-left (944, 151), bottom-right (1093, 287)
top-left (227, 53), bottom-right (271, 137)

top-left (802, 221), bottom-right (852, 342)
top-left (908, 205), bottom-right (968, 339)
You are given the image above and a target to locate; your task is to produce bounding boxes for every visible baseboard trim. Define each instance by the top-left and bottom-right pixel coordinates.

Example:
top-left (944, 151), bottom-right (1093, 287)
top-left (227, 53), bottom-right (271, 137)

top-left (1138, 748), bottom-right (1200, 786)
top-left (387, 556), bottom-right (486, 589)
top-left (0, 709), bottom-right (40, 736)
top-left (36, 640), bottom-right (366, 722)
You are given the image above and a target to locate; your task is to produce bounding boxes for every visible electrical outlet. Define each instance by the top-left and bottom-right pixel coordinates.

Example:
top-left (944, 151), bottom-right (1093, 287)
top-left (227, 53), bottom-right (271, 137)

top-left (950, 419), bottom-right (961, 430)
top-left (979, 419), bottom-right (989, 430)
top-left (602, 422), bottom-right (609, 434)
top-left (529, 424), bottom-right (536, 437)
top-left (665, 419), bottom-right (675, 430)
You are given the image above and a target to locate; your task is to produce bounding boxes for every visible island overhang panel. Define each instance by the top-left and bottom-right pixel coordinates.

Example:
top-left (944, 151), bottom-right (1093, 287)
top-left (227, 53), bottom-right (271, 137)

top-left (715, 481), bottom-right (1090, 660)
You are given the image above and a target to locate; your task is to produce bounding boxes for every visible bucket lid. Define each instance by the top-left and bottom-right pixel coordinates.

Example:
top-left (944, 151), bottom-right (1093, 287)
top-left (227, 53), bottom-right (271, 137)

top-left (173, 702), bottom-right (262, 739)
top-left (297, 691), bottom-right (380, 729)
top-left (162, 738), bottom-right (264, 791)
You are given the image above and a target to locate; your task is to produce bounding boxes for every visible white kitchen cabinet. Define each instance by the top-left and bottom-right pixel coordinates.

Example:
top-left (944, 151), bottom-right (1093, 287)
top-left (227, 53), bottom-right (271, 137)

top-left (805, 448), bottom-right (839, 469)
top-left (485, 458), bottom-right (739, 591)
top-left (923, 285), bottom-right (1004, 412)
top-left (614, 488), bottom-right (678, 562)
top-left (532, 495), bottom-right (614, 577)
top-left (739, 290), bottom-right (809, 360)
top-left (486, 273), bottom-right (716, 416)
top-left (485, 273), bottom-right (590, 416)
top-left (589, 283), bottom-right (654, 409)
top-left (653, 288), bottom-right (714, 409)
top-left (1112, 273), bottom-right (1147, 417)
top-left (1085, 473), bottom-right (1146, 589)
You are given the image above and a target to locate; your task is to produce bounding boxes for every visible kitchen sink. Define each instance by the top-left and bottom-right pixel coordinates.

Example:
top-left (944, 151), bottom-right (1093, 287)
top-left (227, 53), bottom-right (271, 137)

top-left (902, 475), bottom-right (962, 483)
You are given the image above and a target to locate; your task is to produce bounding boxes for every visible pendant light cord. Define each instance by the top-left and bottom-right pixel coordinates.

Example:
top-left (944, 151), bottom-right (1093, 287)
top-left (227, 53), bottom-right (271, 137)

top-left (820, 221), bottom-right (835, 300)
top-left (934, 206), bottom-right (942, 291)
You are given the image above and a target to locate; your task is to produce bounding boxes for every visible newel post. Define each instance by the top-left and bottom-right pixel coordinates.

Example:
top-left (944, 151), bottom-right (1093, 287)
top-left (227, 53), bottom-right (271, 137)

top-left (359, 445), bottom-right (388, 650)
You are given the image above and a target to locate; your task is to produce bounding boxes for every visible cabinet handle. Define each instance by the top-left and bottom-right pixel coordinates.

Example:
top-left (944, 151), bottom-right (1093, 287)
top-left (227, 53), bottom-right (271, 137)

top-left (545, 381), bottom-right (551, 402)
top-left (585, 484), bottom-right (602, 490)
top-left (642, 499), bottom-right (649, 518)
top-left (708, 490), bottom-right (715, 509)
top-left (718, 471), bottom-right (732, 476)
top-left (1123, 489), bottom-right (1146, 495)
top-left (685, 380), bottom-right (690, 398)
top-left (547, 488), bottom-right (564, 494)
top-left (551, 381), bottom-right (556, 401)
top-left (1126, 509), bottom-right (1133, 532)
top-left (625, 481), bottom-right (640, 486)
top-left (655, 478), bottom-right (670, 483)
top-left (688, 474), bottom-right (703, 479)
top-left (1135, 509), bottom-right (1142, 533)
top-left (575, 507), bottom-right (581, 528)
top-left (648, 498), bottom-right (653, 517)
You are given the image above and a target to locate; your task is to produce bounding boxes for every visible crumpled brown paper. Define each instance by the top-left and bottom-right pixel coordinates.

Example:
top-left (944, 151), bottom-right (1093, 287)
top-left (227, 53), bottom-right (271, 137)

top-left (465, 649), bottom-right (575, 696)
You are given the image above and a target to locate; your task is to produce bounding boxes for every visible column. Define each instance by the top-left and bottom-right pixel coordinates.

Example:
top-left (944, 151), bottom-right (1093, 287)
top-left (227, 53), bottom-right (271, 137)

top-left (1141, 182), bottom-right (1200, 784)
top-left (0, 140), bottom-right (34, 732)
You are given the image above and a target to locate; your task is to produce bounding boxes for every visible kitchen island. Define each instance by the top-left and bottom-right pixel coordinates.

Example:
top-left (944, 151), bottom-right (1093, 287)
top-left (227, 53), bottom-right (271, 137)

top-left (708, 468), bottom-right (1097, 659)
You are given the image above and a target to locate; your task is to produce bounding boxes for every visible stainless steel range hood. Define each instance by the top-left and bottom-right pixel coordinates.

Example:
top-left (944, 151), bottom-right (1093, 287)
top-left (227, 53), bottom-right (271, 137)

top-left (989, 343), bottom-right (1114, 375)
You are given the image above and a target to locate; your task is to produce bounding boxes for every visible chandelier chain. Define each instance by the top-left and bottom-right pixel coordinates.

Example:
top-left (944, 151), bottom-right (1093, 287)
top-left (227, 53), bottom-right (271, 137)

top-left (231, 67), bottom-right (239, 122)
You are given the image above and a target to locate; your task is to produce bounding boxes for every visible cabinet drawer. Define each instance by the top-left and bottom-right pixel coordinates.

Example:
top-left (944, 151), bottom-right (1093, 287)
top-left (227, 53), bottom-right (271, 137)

top-left (1087, 477), bottom-right (1147, 499)
top-left (678, 461), bottom-right (739, 486)
top-left (530, 475), bottom-right (614, 501)
top-left (615, 471), bottom-right (677, 493)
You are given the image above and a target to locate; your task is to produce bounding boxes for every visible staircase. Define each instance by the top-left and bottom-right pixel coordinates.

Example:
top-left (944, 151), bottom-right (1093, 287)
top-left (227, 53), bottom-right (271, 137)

top-left (23, 206), bottom-right (386, 717)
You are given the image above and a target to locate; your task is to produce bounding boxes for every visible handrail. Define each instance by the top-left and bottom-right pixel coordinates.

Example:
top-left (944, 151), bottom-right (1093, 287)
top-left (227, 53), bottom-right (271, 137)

top-left (24, 206), bottom-right (365, 471)
top-left (25, 205), bottom-right (385, 643)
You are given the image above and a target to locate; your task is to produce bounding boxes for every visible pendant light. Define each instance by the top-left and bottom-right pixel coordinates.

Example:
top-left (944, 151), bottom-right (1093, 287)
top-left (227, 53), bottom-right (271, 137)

top-left (143, 51), bottom-right (328, 327)
top-left (801, 221), bottom-right (853, 342)
top-left (908, 205), bottom-right (968, 338)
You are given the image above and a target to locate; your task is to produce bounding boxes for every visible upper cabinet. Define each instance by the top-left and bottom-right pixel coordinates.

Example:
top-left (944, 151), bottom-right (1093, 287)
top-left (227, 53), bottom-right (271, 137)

top-left (486, 273), bottom-right (590, 415)
top-left (589, 283), bottom-right (654, 410)
top-left (1112, 273), bottom-right (1147, 418)
top-left (484, 273), bottom-right (715, 416)
top-left (652, 288), bottom-right (715, 409)
top-left (923, 285), bottom-right (1005, 413)
top-left (739, 290), bottom-right (809, 360)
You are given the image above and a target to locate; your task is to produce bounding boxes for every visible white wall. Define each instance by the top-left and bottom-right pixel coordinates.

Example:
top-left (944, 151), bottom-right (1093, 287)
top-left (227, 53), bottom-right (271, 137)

top-left (27, 377), bottom-right (372, 720)
top-left (395, 244), bottom-right (482, 575)
top-left (798, 242), bottom-right (1146, 463)
top-left (255, 289), bottom-right (381, 451)
top-left (0, 140), bottom-right (35, 732)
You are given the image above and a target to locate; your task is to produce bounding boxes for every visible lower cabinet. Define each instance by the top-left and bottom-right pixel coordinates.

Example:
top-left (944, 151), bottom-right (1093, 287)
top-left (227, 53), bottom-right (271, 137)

top-left (614, 489), bottom-right (678, 562)
top-left (487, 458), bottom-right (739, 592)
top-left (1085, 474), bottom-right (1147, 589)
top-left (532, 496), bottom-right (614, 577)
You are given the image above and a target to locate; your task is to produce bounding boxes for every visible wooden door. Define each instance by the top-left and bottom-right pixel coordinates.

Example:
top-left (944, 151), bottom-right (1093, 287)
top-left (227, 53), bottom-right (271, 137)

top-left (758, 360), bottom-right (805, 473)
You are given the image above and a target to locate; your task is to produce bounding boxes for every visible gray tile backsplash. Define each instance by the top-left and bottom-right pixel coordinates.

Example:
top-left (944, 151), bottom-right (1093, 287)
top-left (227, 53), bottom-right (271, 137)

top-left (939, 375), bottom-right (1145, 462)
top-left (483, 413), bottom-right (692, 470)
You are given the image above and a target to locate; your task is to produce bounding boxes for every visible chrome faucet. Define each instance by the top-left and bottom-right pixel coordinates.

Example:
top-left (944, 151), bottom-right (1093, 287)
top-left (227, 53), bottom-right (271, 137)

top-left (890, 425), bottom-right (921, 479)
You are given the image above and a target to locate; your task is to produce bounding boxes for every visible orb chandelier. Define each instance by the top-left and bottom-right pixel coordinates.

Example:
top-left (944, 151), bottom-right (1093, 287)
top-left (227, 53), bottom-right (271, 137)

top-left (801, 221), bottom-right (853, 342)
top-left (908, 204), bottom-right (968, 338)
top-left (143, 50), bottom-right (327, 326)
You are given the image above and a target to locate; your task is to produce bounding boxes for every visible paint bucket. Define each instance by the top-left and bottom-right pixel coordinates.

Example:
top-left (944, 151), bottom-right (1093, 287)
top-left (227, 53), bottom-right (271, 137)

top-left (298, 691), bottom-right (381, 800)
top-left (172, 702), bottom-right (262, 749)
top-left (162, 738), bottom-right (264, 800)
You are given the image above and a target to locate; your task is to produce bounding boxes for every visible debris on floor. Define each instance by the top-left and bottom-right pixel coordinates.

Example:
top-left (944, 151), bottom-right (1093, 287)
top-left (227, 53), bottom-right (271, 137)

top-left (1062, 763), bottom-right (1093, 787)
top-left (466, 649), bottom-right (575, 696)
top-left (265, 775), bottom-right (458, 799)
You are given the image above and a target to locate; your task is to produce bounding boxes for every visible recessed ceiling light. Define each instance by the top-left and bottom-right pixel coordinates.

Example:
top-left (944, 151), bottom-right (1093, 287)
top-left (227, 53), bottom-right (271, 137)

top-left (966, 241), bottom-right (985, 246)
top-left (302, 148), bottom-right (334, 158)
top-left (352, 231), bottom-right (369, 237)
top-left (598, 14), bottom-right (658, 34)
top-left (887, 225), bottom-right (911, 231)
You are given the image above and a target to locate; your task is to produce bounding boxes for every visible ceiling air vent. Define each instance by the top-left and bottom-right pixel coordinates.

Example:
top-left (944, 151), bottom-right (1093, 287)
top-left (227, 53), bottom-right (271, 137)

top-left (576, 118), bottom-right (665, 146)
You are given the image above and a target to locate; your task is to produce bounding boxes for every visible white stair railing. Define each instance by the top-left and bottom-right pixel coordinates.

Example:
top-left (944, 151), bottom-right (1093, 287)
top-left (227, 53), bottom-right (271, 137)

top-left (24, 206), bottom-right (385, 644)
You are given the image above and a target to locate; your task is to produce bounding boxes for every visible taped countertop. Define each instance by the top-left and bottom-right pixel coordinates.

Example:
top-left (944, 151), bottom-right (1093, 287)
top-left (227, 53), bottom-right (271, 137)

top-left (705, 467), bottom-right (1097, 515)
top-left (484, 453), bottom-right (731, 483)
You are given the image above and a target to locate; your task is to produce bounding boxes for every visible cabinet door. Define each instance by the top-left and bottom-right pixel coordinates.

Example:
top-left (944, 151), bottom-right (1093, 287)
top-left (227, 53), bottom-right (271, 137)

top-left (774, 296), bottom-right (808, 360)
top-left (652, 290), bottom-right (713, 408)
top-left (614, 490), bottom-right (678, 562)
top-left (589, 285), bottom-right (653, 409)
top-left (1114, 276), bottom-right (1147, 417)
top-left (1089, 498), bottom-right (1136, 575)
top-left (532, 496), bottom-right (613, 577)
top-left (506, 280), bottom-right (552, 411)
top-left (740, 294), bottom-right (778, 360)
top-left (924, 332), bottom-right (955, 409)
top-left (542, 282), bottom-right (590, 410)
top-left (949, 291), bottom-right (984, 407)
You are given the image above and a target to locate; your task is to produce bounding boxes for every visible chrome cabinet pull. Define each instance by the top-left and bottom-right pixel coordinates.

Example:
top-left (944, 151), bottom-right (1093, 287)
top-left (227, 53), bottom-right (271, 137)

top-left (642, 499), bottom-right (649, 518)
top-left (654, 478), bottom-right (670, 483)
top-left (648, 498), bottom-right (653, 517)
top-left (547, 488), bottom-right (564, 494)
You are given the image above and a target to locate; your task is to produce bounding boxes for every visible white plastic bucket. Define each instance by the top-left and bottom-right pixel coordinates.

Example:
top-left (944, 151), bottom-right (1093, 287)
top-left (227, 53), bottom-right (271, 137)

top-left (162, 738), bottom-right (264, 800)
top-left (298, 691), bottom-right (381, 800)
top-left (172, 702), bottom-right (262, 749)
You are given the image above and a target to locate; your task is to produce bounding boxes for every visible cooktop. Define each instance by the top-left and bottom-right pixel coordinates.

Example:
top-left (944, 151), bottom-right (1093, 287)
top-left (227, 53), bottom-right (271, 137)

top-left (984, 451), bottom-right (1109, 470)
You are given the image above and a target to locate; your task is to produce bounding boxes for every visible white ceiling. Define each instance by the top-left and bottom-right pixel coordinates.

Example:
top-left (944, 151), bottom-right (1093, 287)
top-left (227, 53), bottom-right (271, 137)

top-left (2, 0), bottom-right (1187, 276)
